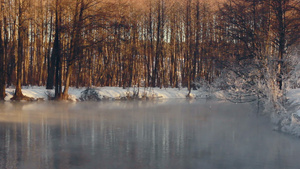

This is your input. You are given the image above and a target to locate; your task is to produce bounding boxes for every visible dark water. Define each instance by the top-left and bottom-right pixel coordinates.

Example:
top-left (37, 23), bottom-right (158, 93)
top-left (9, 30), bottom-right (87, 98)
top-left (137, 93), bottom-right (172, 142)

top-left (0, 100), bottom-right (300, 169)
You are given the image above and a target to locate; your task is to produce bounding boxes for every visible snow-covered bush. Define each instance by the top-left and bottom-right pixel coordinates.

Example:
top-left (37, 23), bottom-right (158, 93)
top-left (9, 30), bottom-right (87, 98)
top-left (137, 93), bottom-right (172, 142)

top-left (217, 52), bottom-right (300, 136)
top-left (287, 51), bottom-right (300, 89)
top-left (45, 91), bottom-right (55, 100)
top-left (207, 55), bottom-right (292, 110)
top-left (192, 77), bottom-right (211, 91)
top-left (79, 88), bottom-right (101, 101)
top-left (270, 50), bottom-right (300, 136)
top-left (211, 72), bottom-right (231, 91)
top-left (210, 59), bottom-right (266, 103)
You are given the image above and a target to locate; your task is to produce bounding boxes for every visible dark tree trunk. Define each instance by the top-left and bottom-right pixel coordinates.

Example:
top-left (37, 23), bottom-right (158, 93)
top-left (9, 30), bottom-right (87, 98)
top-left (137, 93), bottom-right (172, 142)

top-left (62, 0), bottom-right (84, 99)
top-left (54, 0), bottom-right (62, 100)
top-left (46, 13), bottom-right (54, 89)
top-left (13, 0), bottom-right (24, 100)
top-left (0, 18), bottom-right (5, 100)
top-left (192, 0), bottom-right (201, 89)
top-left (153, 0), bottom-right (161, 87)
top-left (276, 0), bottom-right (285, 90)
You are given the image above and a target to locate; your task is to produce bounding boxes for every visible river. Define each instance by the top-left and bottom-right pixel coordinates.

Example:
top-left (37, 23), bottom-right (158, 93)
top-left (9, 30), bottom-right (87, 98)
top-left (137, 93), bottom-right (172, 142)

top-left (0, 100), bottom-right (299, 169)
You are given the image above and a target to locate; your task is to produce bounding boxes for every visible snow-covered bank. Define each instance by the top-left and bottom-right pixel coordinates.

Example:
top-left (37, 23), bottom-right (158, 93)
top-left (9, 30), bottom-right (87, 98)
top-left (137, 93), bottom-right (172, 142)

top-left (4, 86), bottom-right (210, 101)
top-left (272, 89), bottom-right (300, 136)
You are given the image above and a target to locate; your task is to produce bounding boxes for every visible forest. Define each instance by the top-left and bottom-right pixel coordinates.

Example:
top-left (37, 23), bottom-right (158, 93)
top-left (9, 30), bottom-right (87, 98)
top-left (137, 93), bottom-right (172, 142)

top-left (0, 0), bottom-right (299, 100)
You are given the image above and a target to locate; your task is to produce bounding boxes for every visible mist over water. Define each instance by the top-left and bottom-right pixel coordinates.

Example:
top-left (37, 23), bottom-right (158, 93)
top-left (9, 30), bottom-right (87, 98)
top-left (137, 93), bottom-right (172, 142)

top-left (0, 100), bottom-right (300, 169)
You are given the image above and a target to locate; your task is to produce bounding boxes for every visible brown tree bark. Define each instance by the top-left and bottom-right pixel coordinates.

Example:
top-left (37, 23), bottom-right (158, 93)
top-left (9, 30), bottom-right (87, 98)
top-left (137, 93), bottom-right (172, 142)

top-left (0, 12), bottom-right (5, 100)
top-left (54, 0), bottom-right (62, 100)
top-left (62, 0), bottom-right (84, 99)
top-left (12, 0), bottom-right (25, 100)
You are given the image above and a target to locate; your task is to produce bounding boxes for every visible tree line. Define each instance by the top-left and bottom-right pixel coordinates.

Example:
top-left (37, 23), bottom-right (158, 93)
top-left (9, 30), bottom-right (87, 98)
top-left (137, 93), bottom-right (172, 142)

top-left (0, 0), bottom-right (299, 100)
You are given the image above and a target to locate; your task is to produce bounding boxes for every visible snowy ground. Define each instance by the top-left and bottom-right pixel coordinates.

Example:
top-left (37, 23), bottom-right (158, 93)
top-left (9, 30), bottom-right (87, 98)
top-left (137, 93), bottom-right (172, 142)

top-left (4, 86), bottom-right (213, 102)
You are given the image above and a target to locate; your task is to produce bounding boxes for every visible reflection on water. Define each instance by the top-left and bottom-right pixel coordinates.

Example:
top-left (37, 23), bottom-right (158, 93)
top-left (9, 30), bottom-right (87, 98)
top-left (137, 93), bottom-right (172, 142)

top-left (0, 101), bottom-right (300, 169)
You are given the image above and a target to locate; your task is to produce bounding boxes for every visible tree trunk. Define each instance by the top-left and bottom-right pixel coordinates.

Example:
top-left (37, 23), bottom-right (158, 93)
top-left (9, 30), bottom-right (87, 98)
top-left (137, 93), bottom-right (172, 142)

top-left (62, 0), bottom-right (84, 99)
top-left (46, 13), bottom-right (54, 89)
top-left (153, 0), bottom-right (161, 87)
top-left (54, 0), bottom-right (62, 100)
top-left (0, 17), bottom-right (5, 100)
top-left (13, 0), bottom-right (24, 100)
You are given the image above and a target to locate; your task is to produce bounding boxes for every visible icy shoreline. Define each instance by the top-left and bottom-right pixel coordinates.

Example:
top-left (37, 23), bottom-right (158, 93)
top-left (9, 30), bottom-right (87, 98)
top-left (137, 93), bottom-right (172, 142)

top-left (4, 86), bottom-right (212, 102)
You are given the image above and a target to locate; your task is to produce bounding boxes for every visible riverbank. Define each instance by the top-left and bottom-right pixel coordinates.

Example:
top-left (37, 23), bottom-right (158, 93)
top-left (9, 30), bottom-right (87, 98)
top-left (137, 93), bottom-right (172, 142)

top-left (4, 86), bottom-right (212, 101)
top-left (5, 86), bottom-right (300, 137)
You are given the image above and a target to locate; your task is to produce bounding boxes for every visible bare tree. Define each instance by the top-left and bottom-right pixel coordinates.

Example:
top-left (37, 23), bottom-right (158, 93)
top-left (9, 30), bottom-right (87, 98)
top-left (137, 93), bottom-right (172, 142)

top-left (0, 0), bottom-right (5, 100)
top-left (11, 0), bottom-right (30, 100)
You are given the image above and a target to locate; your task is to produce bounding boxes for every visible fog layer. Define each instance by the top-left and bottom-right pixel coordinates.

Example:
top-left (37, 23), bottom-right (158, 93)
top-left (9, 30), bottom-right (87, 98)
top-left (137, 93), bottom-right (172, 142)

top-left (0, 101), bottom-right (299, 169)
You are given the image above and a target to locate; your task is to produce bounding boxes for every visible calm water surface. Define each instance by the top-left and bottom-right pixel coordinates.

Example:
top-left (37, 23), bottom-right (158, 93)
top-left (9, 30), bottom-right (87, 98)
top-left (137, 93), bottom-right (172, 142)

top-left (0, 100), bottom-right (300, 169)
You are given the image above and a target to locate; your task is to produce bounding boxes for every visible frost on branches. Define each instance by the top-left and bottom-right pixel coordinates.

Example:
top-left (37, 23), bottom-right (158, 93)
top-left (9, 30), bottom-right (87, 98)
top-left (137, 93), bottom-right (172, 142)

top-left (206, 49), bottom-right (300, 137)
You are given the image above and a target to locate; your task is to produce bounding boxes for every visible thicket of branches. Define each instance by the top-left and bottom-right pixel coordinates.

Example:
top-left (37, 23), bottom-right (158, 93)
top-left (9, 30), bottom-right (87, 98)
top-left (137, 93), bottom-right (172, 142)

top-left (0, 0), bottom-right (299, 100)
